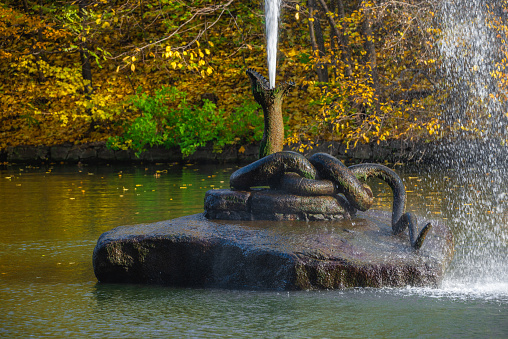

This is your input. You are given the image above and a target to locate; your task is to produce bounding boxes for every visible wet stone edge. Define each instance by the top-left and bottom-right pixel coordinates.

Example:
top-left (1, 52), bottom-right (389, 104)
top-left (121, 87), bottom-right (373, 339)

top-left (0, 140), bottom-right (440, 164)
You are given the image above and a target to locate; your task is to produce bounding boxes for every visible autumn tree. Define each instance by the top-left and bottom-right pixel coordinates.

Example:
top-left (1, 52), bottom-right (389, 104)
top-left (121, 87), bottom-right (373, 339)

top-left (286, 0), bottom-right (441, 151)
top-left (0, 0), bottom-right (262, 150)
top-left (4, 0), bottom-right (492, 157)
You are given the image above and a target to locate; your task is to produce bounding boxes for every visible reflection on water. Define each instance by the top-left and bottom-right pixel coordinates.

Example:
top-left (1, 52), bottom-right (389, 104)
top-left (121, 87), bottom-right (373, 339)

top-left (0, 163), bottom-right (507, 337)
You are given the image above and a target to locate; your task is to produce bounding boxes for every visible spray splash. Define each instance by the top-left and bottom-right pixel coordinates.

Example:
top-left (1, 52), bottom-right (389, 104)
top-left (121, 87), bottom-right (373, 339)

top-left (265, 0), bottom-right (282, 89)
top-left (437, 0), bottom-right (508, 294)
top-left (439, 0), bottom-right (507, 141)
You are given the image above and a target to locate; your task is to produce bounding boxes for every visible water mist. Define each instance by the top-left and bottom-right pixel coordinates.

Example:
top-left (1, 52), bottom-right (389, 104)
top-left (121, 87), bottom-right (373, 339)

top-left (437, 0), bottom-right (508, 295)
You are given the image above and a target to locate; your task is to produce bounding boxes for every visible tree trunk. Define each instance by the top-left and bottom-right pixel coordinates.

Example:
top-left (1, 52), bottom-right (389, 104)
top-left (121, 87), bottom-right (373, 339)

top-left (307, 0), bottom-right (329, 83)
top-left (316, 0), bottom-right (352, 78)
top-left (361, 1), bottom-right (380, 105)
top-left (33, 29), bottom-right (46, 84)
top-left (78, 0), bottom-right (95, 131)
top-left (22, 0), bottom-right (29, 12)
top-left (78, 0), bottom-right (93, 97)
top-left (32, 0), bottom-right (45, 83)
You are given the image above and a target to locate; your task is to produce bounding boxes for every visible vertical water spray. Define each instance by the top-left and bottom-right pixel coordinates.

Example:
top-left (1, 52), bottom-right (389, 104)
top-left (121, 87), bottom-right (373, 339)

top-left (265, 0), bottom-right (282, 88)
top-left (439, 0), bottom-right (506, 144)
top-left (437, 0), bottom-right (508, 293)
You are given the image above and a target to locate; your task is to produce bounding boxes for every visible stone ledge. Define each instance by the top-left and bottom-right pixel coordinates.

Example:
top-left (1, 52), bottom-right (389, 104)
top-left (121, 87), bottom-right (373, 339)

top-left (1, 142), bottom-right (260, 164)
top-left (0, 140), bottom-right (439, 164)
top-left (204, 189), bottom-right (353, 221)
top-left (93, 212), bottom-right (454, 290)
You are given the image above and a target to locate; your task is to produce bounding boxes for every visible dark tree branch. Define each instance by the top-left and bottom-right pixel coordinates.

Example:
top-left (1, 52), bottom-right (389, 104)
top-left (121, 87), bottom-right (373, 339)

top-left (307, 0), bottom-right (328, 83)
top-left (315, 0), bottom-right (352, 78)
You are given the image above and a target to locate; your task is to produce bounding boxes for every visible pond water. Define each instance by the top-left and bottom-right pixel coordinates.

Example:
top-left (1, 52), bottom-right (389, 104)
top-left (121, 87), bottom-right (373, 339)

top-left (1, 162), bottom-right (507, 338)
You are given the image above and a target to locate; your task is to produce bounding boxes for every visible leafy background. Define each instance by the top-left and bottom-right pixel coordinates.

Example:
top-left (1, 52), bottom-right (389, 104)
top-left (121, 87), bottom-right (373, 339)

top-left (1, 0), bottom-right (507, 156)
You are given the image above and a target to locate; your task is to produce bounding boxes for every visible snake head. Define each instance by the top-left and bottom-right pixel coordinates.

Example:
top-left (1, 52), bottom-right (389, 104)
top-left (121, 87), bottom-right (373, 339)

top-left (246, 68), bottom-right (295, 106)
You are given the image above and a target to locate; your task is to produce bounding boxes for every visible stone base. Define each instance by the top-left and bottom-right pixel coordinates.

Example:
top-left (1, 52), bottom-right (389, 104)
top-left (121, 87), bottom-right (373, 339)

top-left (93, 211), bottom-right (454, 290)
top-left (204, 189), bottom-right (354, 221)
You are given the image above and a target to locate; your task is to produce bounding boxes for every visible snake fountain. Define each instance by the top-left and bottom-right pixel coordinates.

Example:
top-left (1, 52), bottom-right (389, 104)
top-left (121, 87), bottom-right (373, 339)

top-left (229, 69), bottom-right (432, 249)
top-left (92, 0), bottom-right (452, 290)
top-left (92, 69), bottom-right (454, 290)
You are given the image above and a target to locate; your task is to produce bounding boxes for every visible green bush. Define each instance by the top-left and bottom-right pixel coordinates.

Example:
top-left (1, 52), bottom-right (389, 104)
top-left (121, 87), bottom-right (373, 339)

top-left (107, 86), bottom-right (263, 157)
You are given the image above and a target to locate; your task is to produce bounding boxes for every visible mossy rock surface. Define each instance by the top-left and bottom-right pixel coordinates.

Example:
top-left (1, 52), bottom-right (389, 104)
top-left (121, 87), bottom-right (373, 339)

top-left (93, 211), bottom-right (454, 290)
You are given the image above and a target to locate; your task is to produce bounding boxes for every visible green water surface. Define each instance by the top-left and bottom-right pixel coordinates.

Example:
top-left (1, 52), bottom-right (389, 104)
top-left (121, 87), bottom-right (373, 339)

top-left (0, 163), bottom-right (506, 338)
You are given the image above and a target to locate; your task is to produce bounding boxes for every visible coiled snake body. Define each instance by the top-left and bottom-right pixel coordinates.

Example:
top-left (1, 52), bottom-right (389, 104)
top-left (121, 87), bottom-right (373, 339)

top-left (230, 151), bottom-right (431, 249)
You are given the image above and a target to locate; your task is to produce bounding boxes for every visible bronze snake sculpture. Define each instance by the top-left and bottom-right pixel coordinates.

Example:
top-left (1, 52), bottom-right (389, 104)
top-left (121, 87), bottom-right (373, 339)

top-left (230, 151), bottom-right (432, 249)
top-left (246, 69), bottom-right (294, 158)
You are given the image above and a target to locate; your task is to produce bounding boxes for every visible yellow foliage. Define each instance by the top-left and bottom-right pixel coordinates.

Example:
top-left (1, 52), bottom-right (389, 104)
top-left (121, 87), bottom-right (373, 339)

top-left (0, 0), bottom-right (464, 151)
top-left (285, 0), bottom-right (444, 151)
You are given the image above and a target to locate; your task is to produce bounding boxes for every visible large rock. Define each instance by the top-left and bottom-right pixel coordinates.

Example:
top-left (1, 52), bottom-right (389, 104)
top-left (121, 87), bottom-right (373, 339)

top-left (93, 211), bottom-right (454, 290)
